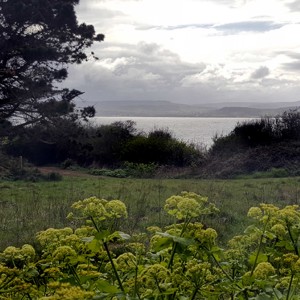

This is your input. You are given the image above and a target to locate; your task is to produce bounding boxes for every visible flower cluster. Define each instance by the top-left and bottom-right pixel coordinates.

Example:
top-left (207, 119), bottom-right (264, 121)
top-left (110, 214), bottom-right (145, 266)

top-left (39, 282), bottom-right (95, 300)
top-left (3, 193), bottom-right (300, 299)
top-left (164, 191), bottom-right (218, 220)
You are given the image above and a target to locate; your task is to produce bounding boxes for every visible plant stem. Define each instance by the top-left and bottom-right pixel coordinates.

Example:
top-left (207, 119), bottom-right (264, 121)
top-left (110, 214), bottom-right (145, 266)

top-left (210, 251), bottom-right (234, 283)
top-left (90, 216), bottom-right (125, 292)
top-left (103, 241), bottom-right (125, 292)
top-left (167, 217), bottom-right (191, 270)
top-left (286, 273), bottom-right (294, 300)
top-left (167, 242), bottom-right (178, 270)
top-left (68, 264), bottom-right (81, 287)
top-left (250, 218), bottom-right (269, 276)
top-left (287, 223), bottom-right (299, 256)
top-left (190, 287), bottom-right (199, 300)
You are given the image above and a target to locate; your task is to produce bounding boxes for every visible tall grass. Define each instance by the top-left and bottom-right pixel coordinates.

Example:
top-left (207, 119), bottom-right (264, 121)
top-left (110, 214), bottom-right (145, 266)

top-left (0, 176), bottom-right (300, 249)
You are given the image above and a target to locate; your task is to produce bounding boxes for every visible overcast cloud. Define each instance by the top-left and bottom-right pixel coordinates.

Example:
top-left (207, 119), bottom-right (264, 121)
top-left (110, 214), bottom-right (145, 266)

top-left (65, 0), bottom-right (300, 106)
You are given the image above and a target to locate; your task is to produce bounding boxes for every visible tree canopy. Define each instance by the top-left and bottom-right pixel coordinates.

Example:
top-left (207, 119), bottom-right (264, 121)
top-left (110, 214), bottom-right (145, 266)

top-left (0, 0), bottom-right (104, 132)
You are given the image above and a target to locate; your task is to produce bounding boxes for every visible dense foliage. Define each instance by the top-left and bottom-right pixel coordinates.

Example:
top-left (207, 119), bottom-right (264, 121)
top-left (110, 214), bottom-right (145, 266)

top-left (4, 121), bottom-right (203, 170)
top-left (201, 110), bottom-right (300, 178)
top-left (1, 192), bottom-right (300, 299)
top-left (0, 0), bottom-right (104, 131)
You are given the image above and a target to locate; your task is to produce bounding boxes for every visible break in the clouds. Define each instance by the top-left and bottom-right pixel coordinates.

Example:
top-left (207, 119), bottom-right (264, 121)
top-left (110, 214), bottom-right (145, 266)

top-left (66, 0), bottom-right (300, 106)
top-left (140, 20), bottom-right (285, 33)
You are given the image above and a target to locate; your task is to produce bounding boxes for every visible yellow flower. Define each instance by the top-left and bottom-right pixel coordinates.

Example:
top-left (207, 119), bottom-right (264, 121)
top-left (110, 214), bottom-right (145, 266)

top-left (278, 205), bottom-right (300, 224)
top-left (116, 252), bottom-right (136, 272)
top-left (146, 226), bottom-right (162, 233)
top-left (253, 262), bottom-right (275, 279)
top-left (247, 207), bottom-right (263, 219)
top-left (2, 246), bottom-right (22, 260)
top-left (164, 192), bottom-right (217, 220)
top-left (140, 264), bottom-right (171, 289)
top-left (74, 226), bottom-right (96, 237)
top-left (40, 282), bottom-right (95, 299)
top-left (105, 200), bottom-right (128, 219)
top-left (52, 246), bottom-right (77, 262)
top-left (271, 224), bottom-right (286, 237)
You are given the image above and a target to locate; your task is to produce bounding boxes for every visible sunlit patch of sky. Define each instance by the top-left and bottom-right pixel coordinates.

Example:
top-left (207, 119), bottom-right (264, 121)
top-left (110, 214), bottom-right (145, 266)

top-left (65, 0), bottom-right (300, 105)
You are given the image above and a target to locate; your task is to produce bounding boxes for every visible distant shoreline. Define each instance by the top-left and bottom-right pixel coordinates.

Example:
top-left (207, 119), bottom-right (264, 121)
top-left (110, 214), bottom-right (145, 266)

top-left (95, 115), bottom-right (256, 118)
top-left (93, 100), bottom-right (298, 118)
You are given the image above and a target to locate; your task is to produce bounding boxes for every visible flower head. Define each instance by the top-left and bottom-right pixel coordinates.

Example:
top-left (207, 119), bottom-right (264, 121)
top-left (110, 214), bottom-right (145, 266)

top-left (164, 192), bottom-right (217, 220)
top-left (253, 262), bottom-right (275, 279)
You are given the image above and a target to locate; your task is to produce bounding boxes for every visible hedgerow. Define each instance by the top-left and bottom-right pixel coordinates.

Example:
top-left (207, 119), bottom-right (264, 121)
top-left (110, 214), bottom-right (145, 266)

top-left (1, 192), bottom-right (300, 299)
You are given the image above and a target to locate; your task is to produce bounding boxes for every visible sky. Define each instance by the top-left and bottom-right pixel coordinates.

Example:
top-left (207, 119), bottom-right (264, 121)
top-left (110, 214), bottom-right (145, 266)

top-left (65, 0), bottom-right (300, 106)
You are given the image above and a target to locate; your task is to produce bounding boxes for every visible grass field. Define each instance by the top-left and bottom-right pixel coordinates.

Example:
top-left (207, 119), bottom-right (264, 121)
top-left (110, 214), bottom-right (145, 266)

top-left (1, 174), bottom-right (300, 250)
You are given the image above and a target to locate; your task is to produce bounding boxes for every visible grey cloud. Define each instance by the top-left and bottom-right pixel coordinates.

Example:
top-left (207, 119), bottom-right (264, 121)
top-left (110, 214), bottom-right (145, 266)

top-left (286, 0), bottom-right (300, 11)
top-left (278, 51), bottom-right (300, 71)
top-left (136, 23), bottom-right (213, 31)
top-left (283, 61), bottom-right (300, 71)
top-left (278, 51), bottom-right (300, 60)
top-left (64, 42), bottom-right (206, 104)
top-left (137, 21), bottom-right (284, 34)
top-left (64, 40), bottom-right (300, 106)
top-left (215, 21), bottom-right (285, 33)
top-left (251, 66), bottom-right (270, 79)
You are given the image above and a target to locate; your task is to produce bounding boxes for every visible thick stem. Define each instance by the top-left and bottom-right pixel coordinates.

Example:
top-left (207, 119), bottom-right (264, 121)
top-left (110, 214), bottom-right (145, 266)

top-left (68, 264), bottom-right (81, 287)
top-left (167, 242), bottom-right (178, 270)
top-left (286, 273), bottom-right (294, 300)
top-left (103, 242), bottom-right (125, 292)
top-left (167, 217), bottom-right (191, 270)
top-left (190, 287), bottom-right (199, 300)
top-left (287, 223), bottom-right (299, 256)
top-left (90, 216), bottom-right (125, 292)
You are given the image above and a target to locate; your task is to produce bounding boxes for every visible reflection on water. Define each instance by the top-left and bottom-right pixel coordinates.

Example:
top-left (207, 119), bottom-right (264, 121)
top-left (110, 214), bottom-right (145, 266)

top-left (92, 117), bottom-right (255, 148)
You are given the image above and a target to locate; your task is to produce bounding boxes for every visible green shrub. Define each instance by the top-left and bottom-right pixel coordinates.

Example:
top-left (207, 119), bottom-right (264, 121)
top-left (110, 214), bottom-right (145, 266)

top-left (88, 168), bottom-right (128, 178)
top-left (44, 172), bottom-right (63, 181)
top-left (123, 161), bottom-right (158, 178)
top-left (121, 129), bottom-right (203, 167)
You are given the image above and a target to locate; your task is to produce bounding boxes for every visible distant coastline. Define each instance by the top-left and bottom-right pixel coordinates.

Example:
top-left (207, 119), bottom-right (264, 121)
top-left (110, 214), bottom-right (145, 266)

top-left (94, 100), bottom-right (300, 118)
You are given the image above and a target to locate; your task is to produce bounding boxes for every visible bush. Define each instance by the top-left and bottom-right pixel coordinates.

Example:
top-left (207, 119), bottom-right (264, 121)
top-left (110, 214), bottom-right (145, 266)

top-left (88, 168), bottom-right (128, 178)
top-left (43, 172), bottom-right (63, 181)
top-left (123, 162), bottom-right (158, 178)
top-left (121, 129), bottom-right (203, 167)
top-left (204, 109), bottom-right (300, 178)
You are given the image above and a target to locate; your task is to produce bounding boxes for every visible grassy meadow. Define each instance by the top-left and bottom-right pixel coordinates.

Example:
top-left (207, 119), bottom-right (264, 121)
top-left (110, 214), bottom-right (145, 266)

top-left (1, 174), bottom-right (300, 250)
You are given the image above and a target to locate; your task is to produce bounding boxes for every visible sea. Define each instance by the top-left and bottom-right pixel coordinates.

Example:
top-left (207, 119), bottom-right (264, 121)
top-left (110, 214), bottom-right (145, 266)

top-left (92, 117), bottom-right (256, 148)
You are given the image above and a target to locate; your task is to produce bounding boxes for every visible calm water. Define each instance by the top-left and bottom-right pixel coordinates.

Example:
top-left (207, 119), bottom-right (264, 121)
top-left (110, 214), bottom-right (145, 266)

top-left (92, 117), bottom-right (255, 148)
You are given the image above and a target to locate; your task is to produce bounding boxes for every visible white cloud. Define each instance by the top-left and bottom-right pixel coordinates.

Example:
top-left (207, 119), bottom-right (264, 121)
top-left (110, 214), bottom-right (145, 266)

top-left (69, 0), bottom-right (300, 106)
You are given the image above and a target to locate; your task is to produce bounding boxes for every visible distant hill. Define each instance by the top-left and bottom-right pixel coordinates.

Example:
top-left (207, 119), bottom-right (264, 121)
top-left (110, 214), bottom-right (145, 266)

top-left (94, 100), bottom-right (300, 117)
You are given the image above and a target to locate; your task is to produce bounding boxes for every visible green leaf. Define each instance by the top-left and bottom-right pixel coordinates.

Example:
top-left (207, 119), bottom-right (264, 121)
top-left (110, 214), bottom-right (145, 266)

top-left (248, 252), bottom-right (268, 265)
top-left (152, 237), bottom-right (172, 252)
top-left (157, 232), bottom-right (194, 246)
top-left (264, 231), bottom-right (276, 240)
top-left (276, 240), bottom-right (294, 251)
top-left (94, 279), bottom-right (120, 293)
top-left (95, 230), bottom-right (110, 241)
top-left (255, 293), bottom-right (272, 299)
top-left (269, 288), bottom-right (283, 299)
top-left (244, 225), bottom-right (261, 235)
top-left (87, 237), bottom-right (102, 252)
top-left (109, 231), bottom-right (131, 241)
top-left (81, 236), bottom-right (94, 243)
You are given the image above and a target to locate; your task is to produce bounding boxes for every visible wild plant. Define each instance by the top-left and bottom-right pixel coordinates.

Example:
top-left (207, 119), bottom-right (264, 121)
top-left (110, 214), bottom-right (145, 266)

top-left (1, 193), bottom-right (300, 299)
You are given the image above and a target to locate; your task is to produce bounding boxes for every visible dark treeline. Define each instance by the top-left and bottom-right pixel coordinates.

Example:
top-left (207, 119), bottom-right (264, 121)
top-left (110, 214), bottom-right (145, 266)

top-left (3, 109), bottom-right (300, 179)
top-left (3, 119), bottom-right (203, 169)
